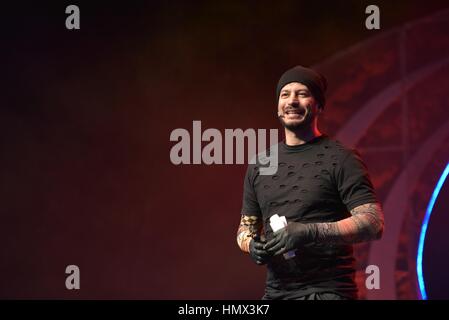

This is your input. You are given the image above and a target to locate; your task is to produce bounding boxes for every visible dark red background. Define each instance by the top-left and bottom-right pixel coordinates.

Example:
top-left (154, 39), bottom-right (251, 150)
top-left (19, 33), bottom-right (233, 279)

top-left (1, 1), bottom-right (449, 299)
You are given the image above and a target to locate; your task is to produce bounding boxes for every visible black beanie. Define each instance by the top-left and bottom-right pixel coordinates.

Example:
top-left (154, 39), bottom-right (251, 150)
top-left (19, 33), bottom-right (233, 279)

top-left (276, 65), bottom-right (328, 109)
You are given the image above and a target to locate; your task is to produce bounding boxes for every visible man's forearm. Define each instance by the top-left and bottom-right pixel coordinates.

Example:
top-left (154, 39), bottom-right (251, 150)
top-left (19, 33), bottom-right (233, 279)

top-left (312, 202), bottom-right (384, 245)
top-left (236, 215), bottom-right (263, 253)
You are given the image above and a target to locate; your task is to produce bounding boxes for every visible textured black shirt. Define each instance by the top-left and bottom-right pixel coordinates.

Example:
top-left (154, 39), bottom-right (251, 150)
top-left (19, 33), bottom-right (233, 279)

top-left (241, 134), bottom-right (378, 299)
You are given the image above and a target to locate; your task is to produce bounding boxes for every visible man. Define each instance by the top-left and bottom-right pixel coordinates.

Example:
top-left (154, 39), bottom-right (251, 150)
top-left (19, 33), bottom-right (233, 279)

top-left (236, 65), bottom-right (384, 300)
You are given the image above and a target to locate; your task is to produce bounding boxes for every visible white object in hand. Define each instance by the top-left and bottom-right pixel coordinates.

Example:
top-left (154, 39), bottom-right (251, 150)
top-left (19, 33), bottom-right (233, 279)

top-left (269, 214), bottom-right (296, 259)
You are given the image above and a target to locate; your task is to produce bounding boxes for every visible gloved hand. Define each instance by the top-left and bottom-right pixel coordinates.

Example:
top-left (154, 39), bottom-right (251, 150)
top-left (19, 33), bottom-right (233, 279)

top-left (249, 236), bottom-right (271, 265)
top-left (263, 222), bottom-right (317, 256)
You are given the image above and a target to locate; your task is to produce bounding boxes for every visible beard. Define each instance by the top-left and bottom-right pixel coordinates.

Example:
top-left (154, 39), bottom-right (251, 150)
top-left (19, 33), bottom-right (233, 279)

top-left (278, 105), bottom-right (315, 131)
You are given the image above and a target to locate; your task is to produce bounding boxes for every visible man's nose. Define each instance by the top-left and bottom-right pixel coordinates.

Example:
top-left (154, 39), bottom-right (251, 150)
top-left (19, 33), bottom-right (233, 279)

top-left (287, 94), bottom-right (299, 106)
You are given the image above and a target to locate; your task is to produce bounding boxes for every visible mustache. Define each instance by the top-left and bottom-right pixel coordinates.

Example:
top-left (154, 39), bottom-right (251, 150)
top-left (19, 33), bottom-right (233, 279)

top-left (284, 107), bottom-right (302, 113)
top-left (285, 103), bottom-right (310, 111)
top-left (278, 104), bottom-right (311, 117)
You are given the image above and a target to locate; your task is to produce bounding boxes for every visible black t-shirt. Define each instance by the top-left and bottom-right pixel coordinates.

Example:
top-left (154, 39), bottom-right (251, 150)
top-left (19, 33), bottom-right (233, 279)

top-left (240, 134), bottom-right (378, 299)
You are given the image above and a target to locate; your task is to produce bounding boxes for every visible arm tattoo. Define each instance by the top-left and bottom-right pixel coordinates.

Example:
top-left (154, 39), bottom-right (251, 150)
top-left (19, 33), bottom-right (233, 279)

top-left (236, 215), bottom-right (263, 253)
top-left (314, 202), bottom-right (384, 245)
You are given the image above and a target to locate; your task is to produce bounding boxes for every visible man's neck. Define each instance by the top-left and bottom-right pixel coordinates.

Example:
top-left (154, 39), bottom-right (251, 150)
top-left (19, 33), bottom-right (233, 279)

top-left (284, 126), bottom-right (322, 146)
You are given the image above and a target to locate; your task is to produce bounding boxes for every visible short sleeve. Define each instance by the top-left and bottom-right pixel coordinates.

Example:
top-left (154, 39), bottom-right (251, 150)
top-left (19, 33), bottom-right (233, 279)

top-left (240, 165), bottom-right (262, 216)
top-left (336, 150), bottom-right (378, 211)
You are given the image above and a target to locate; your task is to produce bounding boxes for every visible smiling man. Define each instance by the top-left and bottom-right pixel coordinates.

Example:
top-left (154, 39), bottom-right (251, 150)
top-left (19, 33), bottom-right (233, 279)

top-left (236, 65), bottom-right (384, 300)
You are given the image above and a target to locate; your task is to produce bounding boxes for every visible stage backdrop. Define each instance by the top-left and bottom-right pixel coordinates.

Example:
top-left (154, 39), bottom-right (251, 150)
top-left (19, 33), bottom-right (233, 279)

top-left (1, 1), bottom-right (449, 299)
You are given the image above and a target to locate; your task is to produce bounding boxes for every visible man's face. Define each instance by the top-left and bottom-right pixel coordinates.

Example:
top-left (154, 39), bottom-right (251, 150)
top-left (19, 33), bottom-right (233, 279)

top-left (277, 82), bottom-right (320, 131)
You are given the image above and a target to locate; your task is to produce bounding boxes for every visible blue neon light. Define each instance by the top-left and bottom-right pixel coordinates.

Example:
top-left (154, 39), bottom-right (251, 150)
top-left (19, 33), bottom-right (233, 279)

top-left (417, 162), bottom-right (449, 300)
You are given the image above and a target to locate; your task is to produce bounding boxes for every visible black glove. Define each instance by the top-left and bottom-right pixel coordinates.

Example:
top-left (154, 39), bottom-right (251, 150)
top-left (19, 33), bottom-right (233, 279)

top-left (249, 236), bottom-right (271, 265)
top-left (263, 222), bottom-right (317, 256)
